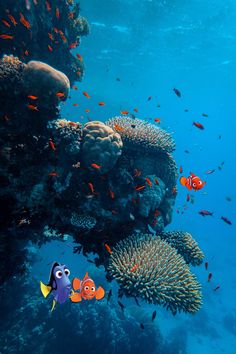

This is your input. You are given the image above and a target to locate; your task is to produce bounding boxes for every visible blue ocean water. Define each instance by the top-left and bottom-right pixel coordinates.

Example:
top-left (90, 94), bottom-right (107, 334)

top-left (1, 0), bottom-right (236, 353)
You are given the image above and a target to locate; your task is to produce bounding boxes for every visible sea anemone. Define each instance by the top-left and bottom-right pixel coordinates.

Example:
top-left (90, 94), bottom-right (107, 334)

top-left (159, 231), bottom-right (204, 266)
top-left (108, 234), bottom-right (202, 314)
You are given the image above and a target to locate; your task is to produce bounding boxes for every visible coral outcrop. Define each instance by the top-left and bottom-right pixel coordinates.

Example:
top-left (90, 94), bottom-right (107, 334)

top-left (159, 231), bottom-right (204, 266)
top-left (0, 0), bottom-right (89, 83)
top-left (81, 121), bottom-right (123, 173)
top-left (108, 234), bottom-right (202, 315)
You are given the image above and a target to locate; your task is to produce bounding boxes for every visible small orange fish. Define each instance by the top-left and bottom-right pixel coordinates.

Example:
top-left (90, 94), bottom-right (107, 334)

top-left (49, 139), bottom-right (56, 151)
top-left (48, 32), bottom-right (54, 40)
top-left (70, 272), bottom-right (105, 302)
top-left (98, 102), bottom-right (105, 106)
top-left (145, 177), bottom-right (152, 187)
top-left (55, 7), bottom-right (60, 19)
top-left (104, 243), bottom-right (112, 254)
top-left (134, 169), bottom-right (141, 177)
top-left (154, 118), bottom-right (161, 123)
top-left (24, 50), bottom-right (29, 56)
top-left (135, 185), bottom-right (146, 191)
top-left (85, 109), bottom-right (90, 113)
top-left (68, 12), bottom-right (75, 19)
top-left (45, 1), bottom-right (51, 11)
top-left (28, 104), bottom-right (39, 111)
top-left (155, 178), bottom-right (159, 185)
top-left (179, 166), bottom-right (183, 174)
top-left (154, 209), bottom-right (159, 217)
top-left (73, 103), bottom-right (79, 107)
top-left (76, 70), bottom-right (81, 76)
top-left (68, 121), bottom-right (78, 127)
top-left (130, 264), bottom-right (139, 272)
top-left (91, 163), bottom-right (101, 169)
top-left (19, 13), bottom-right (31, 29)
top-left (134, 108), bottom-right (138, 112)
top-left (48, 171), bottom-right (59, 177)
top-left (8, 14), bottom-right (17, 26)
top-left (69, 42), bottom-right (78, 49)
top-left (83, 92), bottom-right (91, 99)
top-left (2, 19), bottom-right (11, 28)
top-left (120, 111), bottom-right (129, 115)
top-left (88, 182), bottom-right (95, 194)
top-left (53, 27), bottom-right (59, 33)
top-left (27, 95), bottom-right (38, 100)
top-left (180, 173), bottom-right (206, 191)
top-left (109, 189), bottom-right (115, 199)
top-left (193, 122), bottom-right (204, 130)
top-left (76, 53), bottom-right (83, 61)
top-left (56, 92), bottom-right (65, 98)
top-left (73, 85), bottom-right (78, 90)
top-left (0, 34), bottom-right (13, 40)
top-left (48, 45), bottom-right (53, 52)
top-left (114, 124), bottom-right (124, 132)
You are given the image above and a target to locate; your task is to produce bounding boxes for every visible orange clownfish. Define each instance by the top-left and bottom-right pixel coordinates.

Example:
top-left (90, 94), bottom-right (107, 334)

top-left (180, 173), bottom-right (206, 191)
top-left (70, 272), bottom-right (105, 302)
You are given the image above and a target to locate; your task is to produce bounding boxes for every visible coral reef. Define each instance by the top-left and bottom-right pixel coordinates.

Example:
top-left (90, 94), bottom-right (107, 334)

top-left (81, 121), bottom-right (123, 173)
top-left (0, 0), bottom-right (89, 83)
top-left (108, 234), bottom-right (202, 315)
top-left (106, 116), bottom-right (175, 154)
top-left (70, 213), bottom-right (97, 230)
top-left (159, 231), bottom-right (204, 266)
top-left (0, 274), bottom-right (164, 354)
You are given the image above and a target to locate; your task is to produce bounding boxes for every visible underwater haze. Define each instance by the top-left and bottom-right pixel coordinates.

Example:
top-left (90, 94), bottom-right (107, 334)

top-left (0, 0), bottom-right (236, 353)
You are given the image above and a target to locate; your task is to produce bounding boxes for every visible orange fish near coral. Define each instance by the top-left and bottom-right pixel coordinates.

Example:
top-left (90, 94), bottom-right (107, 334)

top-left (0, 34), bottom-right (13, 40)
top-left (19, 13), bottom-right (31, 29)
top-left (104, 243), bottom-right (112, 254)
top-left (56, 92), bottom-right (65, 98)
top-left (180, 173), bottom-right (206, 191)
top-left (145, 177), bottom-right (152, 187)
top-left (8, 14), bottom-right (17, 26)
top-left (120, 111), bottom-right (129, 115)
top-left (70, 272), bottom-right (105, 302)
top-left (49, 139), bottom-right (56, 151)
top-left (114, 124), bottom-right (124, 132)
top-left (91, 163), bottom-right (101, 169)
top-left (27, 95), bottom-right (38, 100)
top-left (55, 7), bottom-right (60, 19)
top-left (88, 182), bottom-right (95, 194)
top-left (98, 102), bottom-right (105, 106)
top-left (2, 19), bottom-right (11, 28)
top-left (28, 104), bottom-right (39, 111)
top-left (130, 264), bottom-right (139, 273)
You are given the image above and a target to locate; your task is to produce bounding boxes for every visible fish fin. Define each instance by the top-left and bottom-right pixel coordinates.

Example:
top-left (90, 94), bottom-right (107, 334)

top-left (70, 292), bottom-right (82, 303)
top-left (95, 286), bottom-right (105, 300)
top-left (72, 277), bottom-right (81, 291)
top-left (179, 176), bottom-right (187, 186)
top-left (186, 184), bottom-right (192, 190)
top-left (40, 281), bottom-right (52, 298)
top-left (51, 299), bottom-right (57, 312)
top-left (83, 272), bottom-right (89, 280)
top-left (190, 172), bottom-right (196, 177)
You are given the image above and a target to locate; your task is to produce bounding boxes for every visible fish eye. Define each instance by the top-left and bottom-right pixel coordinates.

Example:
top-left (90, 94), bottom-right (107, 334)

top-left (55, 270), bottom-right (63, 278)
top-left (84, 286), bottom-right (89, 291)
top-left (91, 286), bottom-right (95, 292)
top-left (198, 181), bottom-right (202, 185)
top-left (64, 268), bottom-right (70, 276)
top-left (193, 183), bottom-right (196, 187)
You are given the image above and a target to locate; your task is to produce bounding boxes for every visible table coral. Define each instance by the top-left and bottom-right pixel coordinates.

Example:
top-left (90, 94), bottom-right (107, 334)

top-left (108, 234), bottom-right (202, 315)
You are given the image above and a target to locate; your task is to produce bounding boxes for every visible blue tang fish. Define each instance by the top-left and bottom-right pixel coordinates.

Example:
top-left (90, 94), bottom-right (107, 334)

top-left (40, 262), bottom-right (72, 311)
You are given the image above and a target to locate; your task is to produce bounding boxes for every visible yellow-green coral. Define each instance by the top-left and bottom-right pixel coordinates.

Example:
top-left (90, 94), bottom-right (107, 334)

top-left (108, 234), bottom-right (202, 315)
top-left (159, 231), bottom-right (204, 266)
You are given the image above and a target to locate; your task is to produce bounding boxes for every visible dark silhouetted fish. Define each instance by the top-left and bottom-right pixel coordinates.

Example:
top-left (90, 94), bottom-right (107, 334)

top-left (199, 210), bottom-right (213, 217)
top-left (221, 216), bottom-right (232, 225)
top-left (107, 289), bottom-right (112, 304)
top-left (140, 323), bottom-right (145, 330)
top-left (118, 300), bottom-right (125, 312)
top-left (134, 296), bottom-right (141, 307)
top-left (152, 310), bottom-right (157, 322)
top-left (173, 88), bottom-right (181, 97)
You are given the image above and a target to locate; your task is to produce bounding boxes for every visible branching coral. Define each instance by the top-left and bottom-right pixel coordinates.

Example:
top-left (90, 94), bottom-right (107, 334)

top-left (81, 121), bottom-right (123, 173)
top-left (106, 116), bottom-right (175, 154)
top-left (108, 234), bottom-right (202, 314)
top-left (159, 231), bottom-right (204, 266)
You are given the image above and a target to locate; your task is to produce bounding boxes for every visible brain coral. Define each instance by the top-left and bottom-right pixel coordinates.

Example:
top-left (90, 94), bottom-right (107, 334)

top-left (159, 231), bottom-right (204, 266)
top-left (23, 61), bottom-right (70, 104)
top-left (106, 116), bottom-right (175, 153)
top-left (108, 234), bottom-right (202, 314)
top-left (81, 121), bottom-right (123, 173)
